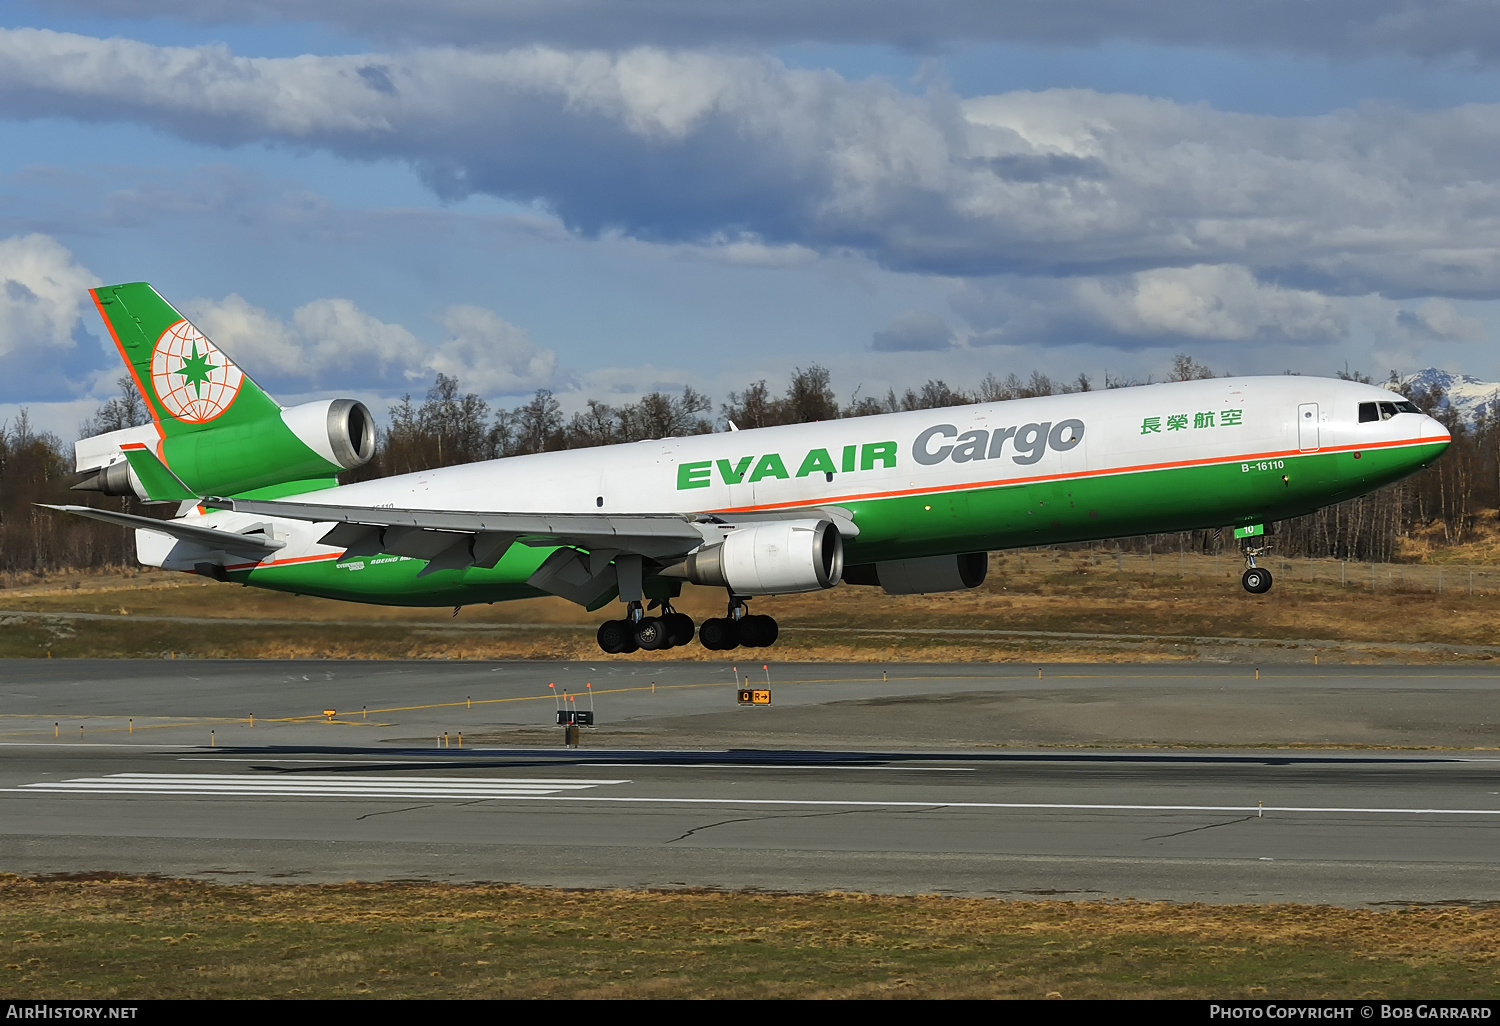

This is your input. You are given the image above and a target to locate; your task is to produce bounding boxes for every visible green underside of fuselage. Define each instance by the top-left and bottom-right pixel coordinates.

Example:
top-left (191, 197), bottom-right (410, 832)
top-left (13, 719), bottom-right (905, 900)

top-left (227, 443), bottom-right (1443, 607)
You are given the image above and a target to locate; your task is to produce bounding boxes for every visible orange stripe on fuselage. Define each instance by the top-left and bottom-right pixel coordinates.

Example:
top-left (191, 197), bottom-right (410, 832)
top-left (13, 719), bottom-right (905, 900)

top-left (221, 551), bottom-right (344, 573)
top-left (709, 435), bottom-right (1447, 514)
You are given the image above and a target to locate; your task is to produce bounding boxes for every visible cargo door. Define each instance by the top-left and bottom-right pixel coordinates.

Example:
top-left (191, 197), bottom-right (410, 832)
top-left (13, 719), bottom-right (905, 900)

top-left (1297, 403), bottom-right (1320, 452)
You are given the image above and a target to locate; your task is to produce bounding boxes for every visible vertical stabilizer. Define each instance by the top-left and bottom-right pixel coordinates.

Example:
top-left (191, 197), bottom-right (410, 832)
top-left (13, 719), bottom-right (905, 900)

top-left (90, 282), bottom-right (281, 435)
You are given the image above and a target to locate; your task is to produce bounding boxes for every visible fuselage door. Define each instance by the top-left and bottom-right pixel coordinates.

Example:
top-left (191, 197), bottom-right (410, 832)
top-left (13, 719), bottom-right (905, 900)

top-left (1297, 403), bottom-right (1320, 452)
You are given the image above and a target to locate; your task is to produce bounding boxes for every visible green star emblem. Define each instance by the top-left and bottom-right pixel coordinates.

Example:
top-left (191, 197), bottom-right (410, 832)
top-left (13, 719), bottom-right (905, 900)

top-left (176, 342), bottom-right (217, 397)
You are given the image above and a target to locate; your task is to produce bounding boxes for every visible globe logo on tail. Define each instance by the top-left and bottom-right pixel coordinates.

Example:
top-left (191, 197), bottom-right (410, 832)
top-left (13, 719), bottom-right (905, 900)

top-left (150, 320), bottom-right (243, 423)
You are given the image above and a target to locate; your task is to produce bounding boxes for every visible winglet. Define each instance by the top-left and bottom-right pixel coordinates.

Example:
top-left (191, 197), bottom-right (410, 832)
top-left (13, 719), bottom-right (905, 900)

top-left (119, 443), bottom-right (196, 503)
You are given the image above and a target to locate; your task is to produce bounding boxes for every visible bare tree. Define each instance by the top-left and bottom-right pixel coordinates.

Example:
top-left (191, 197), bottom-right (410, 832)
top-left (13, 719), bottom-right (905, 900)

top-left (79, 377), bottom-right (151, 438)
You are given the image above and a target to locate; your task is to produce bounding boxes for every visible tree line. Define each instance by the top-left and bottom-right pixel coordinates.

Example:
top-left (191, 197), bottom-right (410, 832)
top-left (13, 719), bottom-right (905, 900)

top-left (2, 358), bottom-right (1494, 577)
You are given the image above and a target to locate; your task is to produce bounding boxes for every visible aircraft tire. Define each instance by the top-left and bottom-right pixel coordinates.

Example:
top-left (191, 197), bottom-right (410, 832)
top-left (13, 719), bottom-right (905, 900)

top-left (1241, 567), bottom-right (1273, 594)
top-left (738, 614), bottom-right (778, 647)
top-left (665, 613), bottom-right (695, 646)
top-left (761, 615), bottom-right (779, 646)
top-left (699, 617), bottom-right (739, 651)
top-left (636, 616), bottom-right (670, 651)
top-left (597, 619), bottom-right (630, 653)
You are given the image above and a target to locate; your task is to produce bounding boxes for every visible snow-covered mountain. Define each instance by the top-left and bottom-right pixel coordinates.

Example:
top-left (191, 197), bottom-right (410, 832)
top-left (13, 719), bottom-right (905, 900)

top-left (1399, 368), bottom-right (1500, 422)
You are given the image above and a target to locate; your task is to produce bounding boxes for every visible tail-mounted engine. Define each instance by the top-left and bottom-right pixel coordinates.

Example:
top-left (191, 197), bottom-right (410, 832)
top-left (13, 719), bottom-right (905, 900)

top-left (73, 398), bottom-right (375, 499)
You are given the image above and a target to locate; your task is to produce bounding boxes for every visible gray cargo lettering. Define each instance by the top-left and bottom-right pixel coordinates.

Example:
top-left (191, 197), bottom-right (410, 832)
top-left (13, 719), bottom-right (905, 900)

top-left (913, 424), bottom-right (957, 465)
top-left (1012, 422), bottom-right (1051, 465)
top-left (1049, 419), bottom-right (1084, 451)
top-left (951, 429), bottom-right (988, 463)
top-left (988, 426), bottom-right (1017, 459)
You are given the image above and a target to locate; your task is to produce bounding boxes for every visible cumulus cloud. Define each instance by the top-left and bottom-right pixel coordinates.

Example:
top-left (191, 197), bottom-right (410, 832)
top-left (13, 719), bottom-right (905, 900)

top-left (872, 310), bottom-right (955, 351)
top-left (182, 294), bottom-right (565, 396)
top-left (181, 293), bottom-right (305, 376)
top-left (6, 31), bottom-right (1500, 301)
top-left (1393, 299), bottom-right (1487, 343)
top-left (0, 234), bottom-right (98, 356)
top-left (40, 1), bottom-right (1500, 62)
top-left (958, 264), bottom-right (1347, 348)
top-left (1077, 265), bottom-right (1346, 343)
top-left (429, 305), bottom-right (567, 395)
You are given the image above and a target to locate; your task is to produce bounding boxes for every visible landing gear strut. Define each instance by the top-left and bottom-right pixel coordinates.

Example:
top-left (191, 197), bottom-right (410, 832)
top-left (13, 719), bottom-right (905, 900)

top-left (596, 601), bottom-right (696, 654)
top-left (700, 597), bottom-right (779, 651)
top-left (1241, 544), bottom-right (1273, 594)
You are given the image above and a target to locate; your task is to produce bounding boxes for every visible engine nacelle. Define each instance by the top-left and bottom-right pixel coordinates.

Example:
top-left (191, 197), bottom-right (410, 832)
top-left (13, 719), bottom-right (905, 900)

top-left (280, 398), bottom-right (375, 471)
top-left (843, 552), bottom-right (987, 594)
top-left (679, 519), bottom-right (843, 595)
top-left (73, 398), bottom-right (375, 499)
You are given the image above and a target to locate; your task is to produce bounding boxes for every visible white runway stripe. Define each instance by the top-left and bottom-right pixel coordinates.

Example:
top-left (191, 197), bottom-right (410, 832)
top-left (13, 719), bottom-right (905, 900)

top-left (6, 774), bottom-right (1500, 816)
top-left (16, 773), bottom-right (628, 799)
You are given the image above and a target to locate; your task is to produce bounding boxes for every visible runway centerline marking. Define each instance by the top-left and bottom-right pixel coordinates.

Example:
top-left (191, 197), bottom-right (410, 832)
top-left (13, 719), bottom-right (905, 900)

top-left (11, 773), bottom-right (629, 799)
top-left (591, 764), bottom-right (974, 771)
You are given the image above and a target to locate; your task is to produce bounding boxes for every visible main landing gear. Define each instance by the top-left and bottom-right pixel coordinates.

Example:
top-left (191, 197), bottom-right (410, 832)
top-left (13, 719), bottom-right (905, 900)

top-left (700, 597), bottom-right (778, 651)
top-left (593, 597), bottom-right (780, 653)
top-left (1241, 544), bottom-right (1273, 594)
top-left (596, 601), bottom-right (695, 653)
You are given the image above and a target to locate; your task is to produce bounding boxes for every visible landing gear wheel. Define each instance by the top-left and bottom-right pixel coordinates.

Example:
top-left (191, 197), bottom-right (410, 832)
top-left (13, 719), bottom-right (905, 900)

top-left (664, 612), bottom-right (695, 647)
top-left (635, 616), bottom-right (670, 651)
top-left (699, 617), bottom-right (739, 651)
top-left (737, 614), bottom-right (779, 647)
top-left (1242, 567), bottom-right (1273, 594)
top-left (597, 619), bottom-right (631, 653)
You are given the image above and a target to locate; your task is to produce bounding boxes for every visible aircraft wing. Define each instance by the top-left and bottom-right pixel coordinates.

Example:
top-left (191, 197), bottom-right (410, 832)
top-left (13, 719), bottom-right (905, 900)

top-left (205, 496), bottom-right (710, 561)
top-left (200, 496), bottom-right (858, 601)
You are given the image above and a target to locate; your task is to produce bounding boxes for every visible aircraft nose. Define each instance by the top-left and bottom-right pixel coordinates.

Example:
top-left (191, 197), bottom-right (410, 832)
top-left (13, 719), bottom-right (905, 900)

top-left (1421, 415), bottom-right (1452, 448)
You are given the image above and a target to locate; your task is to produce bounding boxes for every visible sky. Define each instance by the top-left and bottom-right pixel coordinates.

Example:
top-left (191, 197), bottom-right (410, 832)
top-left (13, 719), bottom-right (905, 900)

top-left (5, 1), bottom-right (1500, 439)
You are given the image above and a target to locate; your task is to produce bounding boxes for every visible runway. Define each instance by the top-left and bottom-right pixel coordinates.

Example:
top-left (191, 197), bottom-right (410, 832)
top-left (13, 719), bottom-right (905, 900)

top-left (1, 659), bottom-right (1498, 905)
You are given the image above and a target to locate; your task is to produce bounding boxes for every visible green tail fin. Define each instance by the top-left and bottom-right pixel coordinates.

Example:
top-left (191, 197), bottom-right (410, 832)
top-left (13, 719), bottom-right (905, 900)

top-left (90, 283), bottom-right (281, 433)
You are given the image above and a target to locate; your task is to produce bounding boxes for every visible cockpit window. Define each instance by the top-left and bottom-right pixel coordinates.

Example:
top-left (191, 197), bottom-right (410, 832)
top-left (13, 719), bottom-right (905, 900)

top-left (1359, 399), bottom-right (1424, 423)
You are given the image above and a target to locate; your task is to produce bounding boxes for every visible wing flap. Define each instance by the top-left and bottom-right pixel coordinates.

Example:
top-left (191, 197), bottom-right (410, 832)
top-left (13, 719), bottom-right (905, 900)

top-left (208, 496), bottom-right (709, 560)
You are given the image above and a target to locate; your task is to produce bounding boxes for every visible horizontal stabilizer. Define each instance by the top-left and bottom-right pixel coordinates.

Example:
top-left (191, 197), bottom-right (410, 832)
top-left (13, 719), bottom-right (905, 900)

top-left (119, 444), bottom-right (195, 502)
top-left (41, 505), bottom-right (284, 561)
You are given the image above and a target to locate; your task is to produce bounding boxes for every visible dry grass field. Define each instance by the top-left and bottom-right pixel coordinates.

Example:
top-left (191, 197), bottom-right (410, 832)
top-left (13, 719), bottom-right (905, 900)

top-left (2, 876), bottom-right (1496, 999)
top-left (2, 549), bottom-right (1499, 662)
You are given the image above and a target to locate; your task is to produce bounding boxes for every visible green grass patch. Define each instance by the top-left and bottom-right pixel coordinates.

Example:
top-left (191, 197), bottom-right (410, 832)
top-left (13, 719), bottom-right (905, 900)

top-left (2, 876), bottom-right (1498, 999)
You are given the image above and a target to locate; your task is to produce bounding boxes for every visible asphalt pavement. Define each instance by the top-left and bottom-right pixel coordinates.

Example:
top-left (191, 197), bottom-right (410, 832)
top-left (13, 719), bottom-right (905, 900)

top-left (1, 659), bottom-right (1497, 906)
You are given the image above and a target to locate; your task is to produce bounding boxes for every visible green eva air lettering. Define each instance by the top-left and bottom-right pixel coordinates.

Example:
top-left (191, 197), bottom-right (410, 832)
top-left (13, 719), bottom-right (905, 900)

top-left (861, 441), bottom-right (897, 470)
top-left (749, 453), bottom-right (790, 482)
top-left (716, 456), bottom-right (754, 485)
top-left (796, 448), bottom-right (837, 477)
top-left (678, 461), bottom-right (712, 489)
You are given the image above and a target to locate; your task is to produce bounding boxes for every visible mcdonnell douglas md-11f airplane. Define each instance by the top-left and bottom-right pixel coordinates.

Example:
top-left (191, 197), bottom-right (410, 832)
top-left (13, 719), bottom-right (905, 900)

top-left (53, 283), bottom-right (1451, 653)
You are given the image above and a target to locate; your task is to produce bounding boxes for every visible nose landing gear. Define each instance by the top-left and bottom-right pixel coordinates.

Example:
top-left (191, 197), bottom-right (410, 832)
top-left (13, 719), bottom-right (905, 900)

top-left (1241, 544), bottom-right (1274, 594)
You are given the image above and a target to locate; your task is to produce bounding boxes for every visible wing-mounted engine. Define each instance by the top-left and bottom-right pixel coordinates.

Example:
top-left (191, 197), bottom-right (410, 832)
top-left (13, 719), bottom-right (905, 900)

top-left (842, 552), bottom-right (987, 594)
top-left (670, 519), bottom-right (843, 595)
